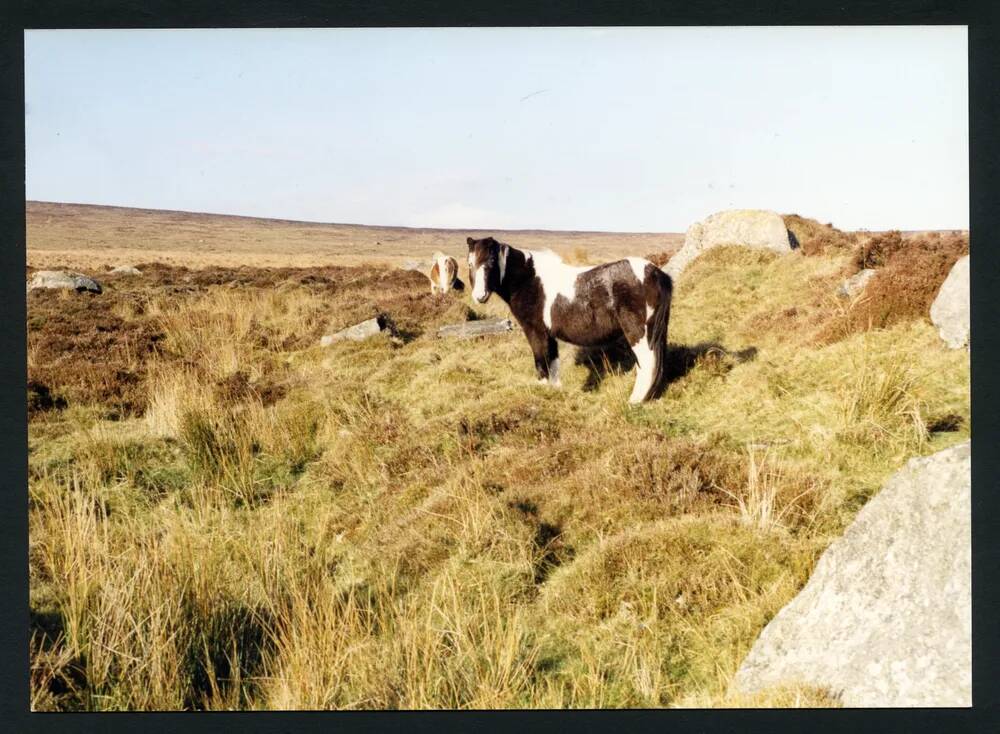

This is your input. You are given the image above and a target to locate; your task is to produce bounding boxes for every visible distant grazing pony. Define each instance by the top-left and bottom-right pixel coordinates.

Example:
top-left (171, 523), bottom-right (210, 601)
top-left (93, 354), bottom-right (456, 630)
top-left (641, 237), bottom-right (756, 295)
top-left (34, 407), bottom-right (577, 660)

top-left (429, 251), bottom-right (464, 294)
top-left (466, 236), bottom-right (672, 404)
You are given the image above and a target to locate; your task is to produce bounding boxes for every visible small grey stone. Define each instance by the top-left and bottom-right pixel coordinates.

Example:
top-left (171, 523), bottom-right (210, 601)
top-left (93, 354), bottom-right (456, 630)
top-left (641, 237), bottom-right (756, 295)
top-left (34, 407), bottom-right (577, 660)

top-left (109, 265), bottom-right (142, 276)
top-left (837, 268), bottom-right (877, 298)
top-left (930, 255), bottom-right (969, 349)
top-left (320, 315), bottom-right (395, 345)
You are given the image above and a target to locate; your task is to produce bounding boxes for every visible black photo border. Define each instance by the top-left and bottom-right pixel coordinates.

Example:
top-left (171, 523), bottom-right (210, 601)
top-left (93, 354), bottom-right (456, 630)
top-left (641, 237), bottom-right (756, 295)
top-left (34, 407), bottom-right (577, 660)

top-left (1, 2), bottom-right (996, 732)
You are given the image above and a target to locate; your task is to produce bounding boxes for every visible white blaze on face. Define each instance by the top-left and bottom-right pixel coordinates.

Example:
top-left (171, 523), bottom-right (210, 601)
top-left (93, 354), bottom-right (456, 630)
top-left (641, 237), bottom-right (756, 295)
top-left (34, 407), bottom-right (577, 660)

top-left (471, 262), bottom-right (488, 302)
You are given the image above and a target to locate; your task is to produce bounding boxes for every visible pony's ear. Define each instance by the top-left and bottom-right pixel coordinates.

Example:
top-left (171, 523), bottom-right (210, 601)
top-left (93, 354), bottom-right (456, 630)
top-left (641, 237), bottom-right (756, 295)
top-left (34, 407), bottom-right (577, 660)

top-left (466, 237), bottom-right (475, 248)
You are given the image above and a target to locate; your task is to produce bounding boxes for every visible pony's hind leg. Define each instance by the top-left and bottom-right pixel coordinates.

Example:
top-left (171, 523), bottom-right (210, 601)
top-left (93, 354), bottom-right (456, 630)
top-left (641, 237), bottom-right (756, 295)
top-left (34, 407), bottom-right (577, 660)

top-left (628, 334), bottom-right (656, 404)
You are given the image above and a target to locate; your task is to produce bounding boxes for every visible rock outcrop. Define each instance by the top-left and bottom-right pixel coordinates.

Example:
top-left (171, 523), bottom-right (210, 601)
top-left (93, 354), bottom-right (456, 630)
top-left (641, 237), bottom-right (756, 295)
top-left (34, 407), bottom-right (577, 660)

top-left (664, 209), bottom-right (795, 279)
top-left (27, 270), bottom-right (102, 294)
top-left (930, 255), bottom-right (969, 349)
top-left (732, 440), bottom-right (971, 707)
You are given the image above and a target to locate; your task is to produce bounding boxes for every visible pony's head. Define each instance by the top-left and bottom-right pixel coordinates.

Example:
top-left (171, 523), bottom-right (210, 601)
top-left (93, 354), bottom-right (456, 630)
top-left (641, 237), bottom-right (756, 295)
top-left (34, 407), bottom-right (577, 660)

top-left (467, 236), bottom-right (509, 304)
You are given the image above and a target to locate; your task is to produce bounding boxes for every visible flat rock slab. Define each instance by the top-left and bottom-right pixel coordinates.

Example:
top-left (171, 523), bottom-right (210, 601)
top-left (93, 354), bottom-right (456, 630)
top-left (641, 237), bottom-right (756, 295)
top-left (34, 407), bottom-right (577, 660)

top-left (732, 440), bottom-right (971, 707)
top-left (27, 270), bottom-right (102, 294)
top-left (320, 314), bottom-right (397, 345)
top-left (437, 318), bottom-right (514, 339)
top-left (930, 255), bottom-right (969, 349)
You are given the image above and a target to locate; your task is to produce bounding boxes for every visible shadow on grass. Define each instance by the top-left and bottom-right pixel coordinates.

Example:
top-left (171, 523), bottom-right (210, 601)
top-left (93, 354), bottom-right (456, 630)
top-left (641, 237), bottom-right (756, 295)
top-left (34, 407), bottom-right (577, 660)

top-left (575, 339), bottom-right (759, 393)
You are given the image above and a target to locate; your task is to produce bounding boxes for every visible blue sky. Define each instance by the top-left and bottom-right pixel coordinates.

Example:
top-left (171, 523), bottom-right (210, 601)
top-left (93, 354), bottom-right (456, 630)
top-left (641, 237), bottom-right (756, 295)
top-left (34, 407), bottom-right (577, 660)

top-left (25, 27), bottom-right (968, 232)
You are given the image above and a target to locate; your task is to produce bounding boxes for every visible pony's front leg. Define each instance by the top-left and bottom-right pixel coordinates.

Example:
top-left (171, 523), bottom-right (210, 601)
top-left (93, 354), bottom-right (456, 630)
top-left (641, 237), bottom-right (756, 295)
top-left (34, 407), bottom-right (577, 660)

top-left (544, 335), bottom-right (560, 387)
top-left (528, 331), bottom-right (560, 387)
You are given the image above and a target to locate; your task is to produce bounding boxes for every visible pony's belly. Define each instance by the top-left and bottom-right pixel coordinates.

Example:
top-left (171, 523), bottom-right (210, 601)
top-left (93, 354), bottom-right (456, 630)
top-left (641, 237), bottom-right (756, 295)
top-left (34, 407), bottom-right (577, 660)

top-left (554, 326), bottom-right (624, 347)
top-left (550, 301), bottom-right (623, 346)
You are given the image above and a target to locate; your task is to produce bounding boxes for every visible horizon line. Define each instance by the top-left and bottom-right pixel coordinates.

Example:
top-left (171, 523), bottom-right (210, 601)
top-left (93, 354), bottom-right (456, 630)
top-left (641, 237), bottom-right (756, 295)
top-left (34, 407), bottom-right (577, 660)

top-left (25, 200), bottom-right (685, 236)
top-left (25, 200), bottom-right (970, 236)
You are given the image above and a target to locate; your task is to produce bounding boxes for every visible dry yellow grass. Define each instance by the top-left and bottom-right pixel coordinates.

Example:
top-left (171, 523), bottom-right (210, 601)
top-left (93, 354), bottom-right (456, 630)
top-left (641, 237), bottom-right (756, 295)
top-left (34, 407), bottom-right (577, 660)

top-left (27, 207), bottom-right (969, 710)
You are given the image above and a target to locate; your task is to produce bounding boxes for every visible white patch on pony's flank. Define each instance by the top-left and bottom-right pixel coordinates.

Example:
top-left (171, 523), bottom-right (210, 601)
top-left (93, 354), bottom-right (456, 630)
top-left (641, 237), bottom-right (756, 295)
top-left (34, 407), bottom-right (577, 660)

top-left (626, 257), bottom-right (651, 283)
top-left (547, 357), bottom-right (561, 387)
top-left (628, 337), bottom-right (656, 404)
top-left (528, 249), bottom-right (592, 329)
top-left (471, 264), bottom-right (488, 302)
top-left (625, 257), bottom-right (657, 321)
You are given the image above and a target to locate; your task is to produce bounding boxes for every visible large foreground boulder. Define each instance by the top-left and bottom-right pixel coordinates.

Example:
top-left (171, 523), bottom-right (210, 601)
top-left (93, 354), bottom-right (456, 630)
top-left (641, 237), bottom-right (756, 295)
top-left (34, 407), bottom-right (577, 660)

top-left (732, 440), bottom-right (971, 707)
top-left (664, 209), bottom-right (795, 279)
top-left (930, 255), bottom-right (969, 349)
top-left (27, 270), bottom-right (102, 294)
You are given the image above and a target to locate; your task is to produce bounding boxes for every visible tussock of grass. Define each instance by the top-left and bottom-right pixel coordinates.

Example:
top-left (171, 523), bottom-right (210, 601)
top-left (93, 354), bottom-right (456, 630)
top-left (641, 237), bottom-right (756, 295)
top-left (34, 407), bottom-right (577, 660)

top-left (782, 214), bottom-right (857, 256)
top-left (28, 237), bottom-right (969, 710)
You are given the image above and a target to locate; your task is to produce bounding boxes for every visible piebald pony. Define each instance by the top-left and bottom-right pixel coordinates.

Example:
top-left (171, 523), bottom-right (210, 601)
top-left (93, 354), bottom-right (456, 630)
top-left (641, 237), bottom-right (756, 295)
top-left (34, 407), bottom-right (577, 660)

top-left (467, 236), bottom-right (672, 404)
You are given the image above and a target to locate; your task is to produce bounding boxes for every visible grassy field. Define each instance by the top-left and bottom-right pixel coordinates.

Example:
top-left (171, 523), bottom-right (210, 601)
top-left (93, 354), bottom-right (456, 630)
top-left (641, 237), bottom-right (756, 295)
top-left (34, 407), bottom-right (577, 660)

top-left (27, 206), bottom-right (969, 710)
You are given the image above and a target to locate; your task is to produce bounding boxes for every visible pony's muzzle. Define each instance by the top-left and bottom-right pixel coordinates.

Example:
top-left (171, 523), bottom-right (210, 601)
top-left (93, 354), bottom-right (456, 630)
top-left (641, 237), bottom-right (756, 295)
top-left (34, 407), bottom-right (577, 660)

top-left (474, 292), bottom-right (491, 304)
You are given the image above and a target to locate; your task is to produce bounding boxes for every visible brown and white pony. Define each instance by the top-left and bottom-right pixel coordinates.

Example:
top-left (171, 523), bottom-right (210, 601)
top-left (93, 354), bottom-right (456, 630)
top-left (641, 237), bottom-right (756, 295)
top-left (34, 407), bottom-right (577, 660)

top-left (429, 251), bottom-right (464, 294)
top-left (467, 236), bottom-right (672, 404)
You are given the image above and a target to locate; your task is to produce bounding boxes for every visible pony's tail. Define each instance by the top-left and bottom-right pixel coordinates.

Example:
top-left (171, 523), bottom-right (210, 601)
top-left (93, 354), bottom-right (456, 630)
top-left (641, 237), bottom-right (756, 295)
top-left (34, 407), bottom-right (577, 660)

top-left (643, 267), bottom-right (673, 402)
